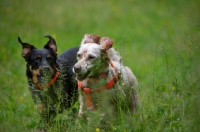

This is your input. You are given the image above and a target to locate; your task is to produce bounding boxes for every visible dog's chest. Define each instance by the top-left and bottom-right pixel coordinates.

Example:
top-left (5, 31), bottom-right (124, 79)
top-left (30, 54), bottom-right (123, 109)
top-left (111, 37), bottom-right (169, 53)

top-left (29, 76), bottom-right (64, 102)
top-left (88, 78), bottom-right (108, 89)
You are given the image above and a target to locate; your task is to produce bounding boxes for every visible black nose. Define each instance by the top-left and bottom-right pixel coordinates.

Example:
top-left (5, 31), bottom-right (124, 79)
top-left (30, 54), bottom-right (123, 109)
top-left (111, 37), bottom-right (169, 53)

top-left (42, 66), bottom-right (50, 70)
top-left (42, 66), bottom-right (51, 72)
top-left (74, 65), bottom-right (81, 73)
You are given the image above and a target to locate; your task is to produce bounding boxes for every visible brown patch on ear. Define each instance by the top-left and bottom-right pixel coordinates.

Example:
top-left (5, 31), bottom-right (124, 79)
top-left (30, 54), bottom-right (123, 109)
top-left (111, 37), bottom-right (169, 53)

top-left (81, 34), bottom-right (100, 44)
top-left (22, 46), bottom-right (31, 57)
top-left (29, 66), bottom-right (40, 83)
top-left (44, 35), bottom-right (57, 55)
top-left (18, 37), bottom-right (36, 60)
top-left (49, 44), bottom-right (57, 54)
top-left (36, 103), bottom-right (46, 114)
top-left (99, 37), bottom-right (113, 51)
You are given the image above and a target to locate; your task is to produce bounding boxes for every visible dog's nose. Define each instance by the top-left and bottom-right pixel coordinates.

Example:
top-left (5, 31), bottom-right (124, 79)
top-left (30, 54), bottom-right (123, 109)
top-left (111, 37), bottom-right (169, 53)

top-left (42, 66), bottom-right (50, 70)
top-left (42, 66), bottom-right (51, 72)
top-left (74, 65), bottom-right (81, 73)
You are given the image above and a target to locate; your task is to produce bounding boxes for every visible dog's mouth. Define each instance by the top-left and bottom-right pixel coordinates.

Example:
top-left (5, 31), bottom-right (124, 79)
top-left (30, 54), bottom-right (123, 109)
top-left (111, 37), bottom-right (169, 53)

top-left (76, 71), bottom-right (90, 81)
top-left (37, 74), bottom-right (52, 84)
top-left (31, 68), bottom-right (55, 84)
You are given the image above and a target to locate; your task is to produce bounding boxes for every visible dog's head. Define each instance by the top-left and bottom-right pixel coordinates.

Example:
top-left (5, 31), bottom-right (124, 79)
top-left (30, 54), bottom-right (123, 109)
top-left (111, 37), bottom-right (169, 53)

top-left (73, 34), bottom-right (113, 81)
top-left (18, 36), bottom-right (58, 84)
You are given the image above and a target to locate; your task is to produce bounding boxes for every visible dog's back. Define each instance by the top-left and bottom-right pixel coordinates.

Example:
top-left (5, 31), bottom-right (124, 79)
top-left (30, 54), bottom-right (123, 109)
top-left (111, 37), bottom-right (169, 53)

top-left (56, 47), bottom-right (79, 108)
top-left (107, 47), bottom-right (139, 109)
top-left (106, 47), bottom-right (139, 112)
top-left (107, 48), bottom-right (122, 64)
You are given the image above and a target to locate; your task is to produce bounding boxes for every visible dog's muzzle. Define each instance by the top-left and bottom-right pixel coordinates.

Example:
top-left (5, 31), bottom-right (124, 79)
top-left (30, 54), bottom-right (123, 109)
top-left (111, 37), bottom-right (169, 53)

top-left (73, 65), bottom-right (81, 73)
top-left (41, 66), bottom-right (51, 74)
top-left (73, 65), bottom-right (91, 81)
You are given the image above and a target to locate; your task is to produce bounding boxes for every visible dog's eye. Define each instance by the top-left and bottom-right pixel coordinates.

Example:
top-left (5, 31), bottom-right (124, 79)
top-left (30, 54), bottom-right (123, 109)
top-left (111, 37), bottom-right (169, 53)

top-left (77, 54), bottom-right (81, 58)
top-left (34, 57), bottom-right (40, 62)
top-left (34, 54), bottom-right (41, 62)
top-left (88, 55), bottom-right (95, 60)
top-left (46, 54), bottom-right (54, 62)
top-left (47, 57), bottom-right (53, 62)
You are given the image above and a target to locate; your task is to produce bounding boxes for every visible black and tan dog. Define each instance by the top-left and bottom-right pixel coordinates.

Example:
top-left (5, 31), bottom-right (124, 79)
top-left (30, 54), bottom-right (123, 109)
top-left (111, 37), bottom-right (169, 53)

top-left (18, 36), bottom-right (79, 126)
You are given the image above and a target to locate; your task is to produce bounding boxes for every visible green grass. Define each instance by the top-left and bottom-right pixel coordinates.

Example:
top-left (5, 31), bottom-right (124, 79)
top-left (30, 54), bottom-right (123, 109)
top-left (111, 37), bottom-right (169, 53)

top-left (0, 0), bottom-right (200, 131)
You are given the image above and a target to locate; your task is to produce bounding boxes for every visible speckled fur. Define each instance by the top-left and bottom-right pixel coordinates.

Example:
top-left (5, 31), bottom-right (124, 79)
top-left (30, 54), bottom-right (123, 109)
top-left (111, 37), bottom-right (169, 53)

top-left (73, 34), bottom-right (139, 123)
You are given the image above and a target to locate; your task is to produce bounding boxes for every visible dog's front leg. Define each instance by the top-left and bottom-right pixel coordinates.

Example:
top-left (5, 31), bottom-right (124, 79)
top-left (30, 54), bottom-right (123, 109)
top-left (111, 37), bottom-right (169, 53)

top-left (78, 90), bottom-right (84, 117)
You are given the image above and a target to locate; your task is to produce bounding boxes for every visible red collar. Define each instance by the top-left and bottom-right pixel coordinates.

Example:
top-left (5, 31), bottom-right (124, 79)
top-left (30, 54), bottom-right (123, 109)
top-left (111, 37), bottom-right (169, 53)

top-left (78, 61), bottom-right (120, 110)
top-left (35, 71), bottom-right (59, 90)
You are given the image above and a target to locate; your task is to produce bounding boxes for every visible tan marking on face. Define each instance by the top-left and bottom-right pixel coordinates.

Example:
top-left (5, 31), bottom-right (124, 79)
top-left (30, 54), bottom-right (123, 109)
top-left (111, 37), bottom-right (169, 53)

top-left (37, 54), bottom-right (41, 58)
top-left (29, 65), bottom-right (40, 83)
top-left (46, 54), bottom-right (51, 58)
top-left (36, 103), bottom-right (46, 114)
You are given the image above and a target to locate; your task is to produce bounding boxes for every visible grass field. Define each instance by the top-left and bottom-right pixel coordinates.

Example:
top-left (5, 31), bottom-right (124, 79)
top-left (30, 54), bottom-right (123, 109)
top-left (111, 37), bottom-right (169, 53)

top-left (0, 0), bottom-right (200, 131)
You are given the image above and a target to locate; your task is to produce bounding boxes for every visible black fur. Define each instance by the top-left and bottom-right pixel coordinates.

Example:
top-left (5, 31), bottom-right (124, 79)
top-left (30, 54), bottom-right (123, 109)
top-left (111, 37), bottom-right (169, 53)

top-left (18, 36), bottom-right (79, 126)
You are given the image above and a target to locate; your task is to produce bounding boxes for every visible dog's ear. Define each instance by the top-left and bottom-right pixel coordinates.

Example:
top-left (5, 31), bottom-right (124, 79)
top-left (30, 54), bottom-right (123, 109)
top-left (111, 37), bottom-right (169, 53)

top-left (44, 35), bottom-right (57, 55)
top-left (18, 37), bottom-right (36, 61)
top-left (99, 37), bottom-right (113, 51)
top-left (81, 34), bottom-right (100, 44)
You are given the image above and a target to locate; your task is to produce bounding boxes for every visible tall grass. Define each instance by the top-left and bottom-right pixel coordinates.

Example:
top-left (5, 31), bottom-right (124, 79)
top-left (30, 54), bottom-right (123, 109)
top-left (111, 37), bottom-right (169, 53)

top-left (0, 0), bottom-right (200, 131)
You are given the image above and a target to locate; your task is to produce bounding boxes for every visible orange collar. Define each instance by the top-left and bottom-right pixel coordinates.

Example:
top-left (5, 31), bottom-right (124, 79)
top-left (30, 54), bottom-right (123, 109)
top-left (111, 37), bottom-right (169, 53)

top-left (78, 61), bottom-right (119, 110)
top-left (35, 71), bottom-right (59, 90)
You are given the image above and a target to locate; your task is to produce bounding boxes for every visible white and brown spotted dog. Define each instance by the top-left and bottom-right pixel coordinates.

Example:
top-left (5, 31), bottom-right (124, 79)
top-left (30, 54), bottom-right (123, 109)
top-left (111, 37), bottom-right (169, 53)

top-left (73, 34), bottom-right (139, 126)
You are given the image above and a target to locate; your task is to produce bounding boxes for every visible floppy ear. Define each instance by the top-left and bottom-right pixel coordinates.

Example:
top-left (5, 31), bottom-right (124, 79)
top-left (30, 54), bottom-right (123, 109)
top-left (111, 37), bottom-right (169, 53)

top-left (99, 37), bottom-right (113, 51)
top-left (44, 35), bottom-right (57, 55)
top-left (18, 37), bottom-right (36, 62)
top-left (81, 34), bottom-right (100, 44)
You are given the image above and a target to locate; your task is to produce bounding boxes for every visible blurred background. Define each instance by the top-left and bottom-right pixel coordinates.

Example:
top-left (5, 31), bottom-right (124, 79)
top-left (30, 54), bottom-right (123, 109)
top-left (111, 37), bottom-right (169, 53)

top-left (0, 0), bottom-right (200, 131)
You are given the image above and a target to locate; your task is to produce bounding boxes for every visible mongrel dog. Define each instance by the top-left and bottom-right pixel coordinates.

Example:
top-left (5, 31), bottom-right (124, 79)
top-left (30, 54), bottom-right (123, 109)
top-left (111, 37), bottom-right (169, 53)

top-left (18, 36), bottom-right (79, 126)
top-left (73, 34), bottom-right (139, 127)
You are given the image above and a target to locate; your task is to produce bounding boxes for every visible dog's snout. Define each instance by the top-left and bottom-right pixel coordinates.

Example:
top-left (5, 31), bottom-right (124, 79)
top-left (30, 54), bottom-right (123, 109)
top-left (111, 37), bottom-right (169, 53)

top-left (42, 66), bottom-right (50, 70)
top-left (74, 65), bottom-right (81, 73)
top-left (42, 66), bottom-right (51, 73)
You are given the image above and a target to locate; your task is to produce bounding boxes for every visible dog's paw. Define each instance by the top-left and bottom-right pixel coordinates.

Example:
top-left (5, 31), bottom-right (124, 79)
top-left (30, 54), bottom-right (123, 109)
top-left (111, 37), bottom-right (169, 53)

top-left (82, 34), bottom-right (100, 44)
top-left (100, 37), bottom-right (113, 50)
